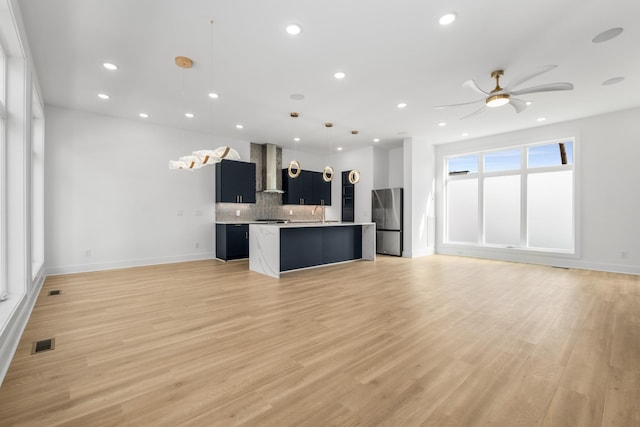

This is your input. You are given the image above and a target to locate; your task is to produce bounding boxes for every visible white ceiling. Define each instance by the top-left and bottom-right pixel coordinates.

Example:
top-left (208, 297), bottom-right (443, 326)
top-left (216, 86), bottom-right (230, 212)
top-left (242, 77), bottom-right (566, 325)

top-left (19, 0), bottom-right (640, 152)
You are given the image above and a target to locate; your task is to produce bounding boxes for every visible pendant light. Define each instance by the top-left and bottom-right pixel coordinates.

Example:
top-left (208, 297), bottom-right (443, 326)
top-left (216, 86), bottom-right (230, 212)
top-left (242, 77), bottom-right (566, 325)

top-left (288, 112), bottom-right (301, 178)
top-left (348, 130), bottom-right (361, 184)
top-left (322, 122), bottom-right (334, 182)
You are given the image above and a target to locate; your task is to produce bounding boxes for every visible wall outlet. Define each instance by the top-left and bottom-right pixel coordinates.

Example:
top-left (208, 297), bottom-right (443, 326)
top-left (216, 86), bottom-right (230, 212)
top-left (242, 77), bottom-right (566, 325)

top-left (85, 249), bottom-right (91, 257)
top-left (194, 210), bottom-right (203, 217)
top-left (235, 210), bottom-right (241, 216)
top-left (620, 251), bottom-right (628, 259)
top-left (194, 242), bottom-right (200, 249)
top-left (177, 210), bottom-right (184, 217)
top-left (289, 210), bottom-right (293, 216)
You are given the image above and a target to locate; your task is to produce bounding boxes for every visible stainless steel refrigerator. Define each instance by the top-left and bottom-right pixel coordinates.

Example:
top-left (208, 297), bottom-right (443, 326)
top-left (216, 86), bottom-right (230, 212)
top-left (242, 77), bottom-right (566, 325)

top-left (371, 188), bottom-right (403, 256)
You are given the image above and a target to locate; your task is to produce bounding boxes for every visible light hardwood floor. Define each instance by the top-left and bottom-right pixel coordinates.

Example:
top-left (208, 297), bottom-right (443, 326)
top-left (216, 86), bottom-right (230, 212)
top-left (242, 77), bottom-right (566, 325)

top-left (0, 255), bottom-right (639, 426)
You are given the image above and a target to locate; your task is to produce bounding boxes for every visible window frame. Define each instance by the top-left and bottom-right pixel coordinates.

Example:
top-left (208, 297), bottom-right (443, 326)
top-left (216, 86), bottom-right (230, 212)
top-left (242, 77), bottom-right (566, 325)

top-left (443, 138), bottom-right (576, 256)
top-left (0, 38), bottom-right (7, 301)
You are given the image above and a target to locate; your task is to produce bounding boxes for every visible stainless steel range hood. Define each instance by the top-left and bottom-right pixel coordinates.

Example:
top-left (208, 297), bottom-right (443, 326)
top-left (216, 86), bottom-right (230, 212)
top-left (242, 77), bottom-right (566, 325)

top-left (260, 143), bottom-right (284, 193)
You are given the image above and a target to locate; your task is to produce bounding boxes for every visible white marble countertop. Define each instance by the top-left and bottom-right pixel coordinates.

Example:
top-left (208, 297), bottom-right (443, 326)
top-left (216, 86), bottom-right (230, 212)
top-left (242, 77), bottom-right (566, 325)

top-left (215, 221), bottom-right (261, 224)
top-left (251, 221), bottom-right (375, 228)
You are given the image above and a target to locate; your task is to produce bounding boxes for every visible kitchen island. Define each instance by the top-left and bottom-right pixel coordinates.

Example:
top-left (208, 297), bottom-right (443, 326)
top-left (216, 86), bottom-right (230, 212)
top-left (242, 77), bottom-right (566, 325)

top-left (249, 222), bottom-right (376, 278)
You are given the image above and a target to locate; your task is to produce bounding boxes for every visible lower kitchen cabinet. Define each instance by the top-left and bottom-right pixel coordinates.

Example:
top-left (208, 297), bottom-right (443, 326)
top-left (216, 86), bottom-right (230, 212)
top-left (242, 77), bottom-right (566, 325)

top-left (279, 225), bottom-right (362, 271)
top-left (216, 223), bottom-right (249, 261)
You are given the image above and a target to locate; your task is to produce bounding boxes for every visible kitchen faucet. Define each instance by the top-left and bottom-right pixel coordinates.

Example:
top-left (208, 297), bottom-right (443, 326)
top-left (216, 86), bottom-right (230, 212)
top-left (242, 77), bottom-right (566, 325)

top-left (312, 205), bottom-right (325, 223)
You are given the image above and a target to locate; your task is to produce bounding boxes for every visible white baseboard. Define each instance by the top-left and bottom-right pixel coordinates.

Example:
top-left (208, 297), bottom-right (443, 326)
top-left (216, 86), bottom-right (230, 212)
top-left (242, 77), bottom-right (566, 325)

top-left (0, 271), bottom-right (46, 387)
top-left (436, 247), bottom-right (640, 276)
top-left (46, 252), bottom-right (216, 276)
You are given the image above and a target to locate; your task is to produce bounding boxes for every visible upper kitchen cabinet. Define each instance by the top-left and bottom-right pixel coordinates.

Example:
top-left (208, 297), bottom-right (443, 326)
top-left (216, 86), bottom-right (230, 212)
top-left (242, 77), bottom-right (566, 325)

top-left (282, 169), bottom-right (331, 205)
top-left (282, 169), bottom-right (312, 205)
top-left (312, 173), bottom-right (331, 206)
top-left (216, 159), bottom-right (256, 203)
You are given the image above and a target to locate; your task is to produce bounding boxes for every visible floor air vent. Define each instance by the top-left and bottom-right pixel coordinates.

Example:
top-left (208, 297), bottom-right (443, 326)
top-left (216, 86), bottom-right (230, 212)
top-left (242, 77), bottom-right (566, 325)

top-left (48, 290), bottom-right (62, 296)
top-left (32, 338), bottom-right (55, 354)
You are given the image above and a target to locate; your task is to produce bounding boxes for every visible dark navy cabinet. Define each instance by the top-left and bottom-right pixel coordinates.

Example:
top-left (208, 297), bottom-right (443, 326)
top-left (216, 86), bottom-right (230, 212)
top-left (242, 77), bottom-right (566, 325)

top-left (216, 223), bottom-right (249, 261)
top-left (215, 160), bottom-right (256, 203)
top-left (312, 173), bottom-right (331, 206)
top-left (341, 170), bottom-right (355, 222)
top-left (282, 169), bottom-right (331, 205)
top-left (282, 169), bottom-right (313, 205)
top-left (280, 225), bottom-right (362, 271)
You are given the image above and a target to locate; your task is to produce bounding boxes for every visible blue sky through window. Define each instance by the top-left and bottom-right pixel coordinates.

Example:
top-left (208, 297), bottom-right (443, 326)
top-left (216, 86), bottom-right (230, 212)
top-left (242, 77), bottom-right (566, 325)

top-left (448, 141), bottom-right (573, 175)
top-left (448, 155), bottom-right (478, 174)
top-left (528, 141), bottom-right (573, 168)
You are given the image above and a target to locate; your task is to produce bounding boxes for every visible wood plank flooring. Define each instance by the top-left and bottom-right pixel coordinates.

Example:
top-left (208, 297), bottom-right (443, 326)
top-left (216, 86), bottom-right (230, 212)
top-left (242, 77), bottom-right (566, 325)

top-left (0, 255), bottom-right (639, 426)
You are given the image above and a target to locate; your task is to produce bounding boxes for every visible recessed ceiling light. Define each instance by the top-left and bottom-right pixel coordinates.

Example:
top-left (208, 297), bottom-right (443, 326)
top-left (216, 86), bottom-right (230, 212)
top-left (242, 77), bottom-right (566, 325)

top-left (602, 76), bottom-right (625, 86)
top-left (397, 102), bottom-right (407, 109)
top-left (97, 93), bottom-right (110, 100)
top-left (438, 122), bottom-right (447, 127)
top-left (526, 101), bottom-right (533, 106)
top-left (536, 117), bottom-right (547, 122)
top-left (290, 93), bottom-right (305, 101)
top-left (373, 138), bottom-right (380, 142)
top-left (235, 124), bottom-right (244, 129)
top-left (439, 13), bottom-right (457, 26)
top-left (461, 132), bottom-right (469, 137)
top-left (185, 113), bottom-right (195, 118)
top-left (337, 147), bottom-right (343, 151)
top-left (103, 62), bottom-right (118, 71)
top-left (285, 24), bottom-right (302, 35)
top-left (139, 113), bottom-right (149, 118)
top-left (208, 92), bottom-right (219, 99)
top-left (293, 137), bottom-right (300, 142)
top-left (592, 27), bottom-right (623, 43)
top-left (334, 71), bottom-right (346, 80)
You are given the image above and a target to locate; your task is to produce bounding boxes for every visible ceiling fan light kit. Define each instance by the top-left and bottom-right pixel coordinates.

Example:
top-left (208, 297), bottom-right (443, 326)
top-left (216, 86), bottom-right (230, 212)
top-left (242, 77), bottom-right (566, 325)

top-left (486, 93), bottom-right (509, 107)
top-left (436, 65), bottom-right (574, 119)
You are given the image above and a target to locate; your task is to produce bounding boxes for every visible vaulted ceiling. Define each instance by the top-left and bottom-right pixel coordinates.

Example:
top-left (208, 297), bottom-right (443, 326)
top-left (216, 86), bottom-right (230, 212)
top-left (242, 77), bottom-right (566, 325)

top-left (20, 0), bottom-right (640, 152)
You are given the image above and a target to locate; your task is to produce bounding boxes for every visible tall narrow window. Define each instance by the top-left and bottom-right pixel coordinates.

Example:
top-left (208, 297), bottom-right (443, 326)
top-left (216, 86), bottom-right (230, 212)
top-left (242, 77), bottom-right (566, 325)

top-left (31, 87), bottom-right (45, 280)
top-left (0, 41), bottom-right (7, 301)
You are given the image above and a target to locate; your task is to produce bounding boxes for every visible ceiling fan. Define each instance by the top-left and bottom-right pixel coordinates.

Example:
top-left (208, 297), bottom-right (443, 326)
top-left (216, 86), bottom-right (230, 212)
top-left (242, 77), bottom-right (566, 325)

top-left (435, 65), bottom-right (574, 119)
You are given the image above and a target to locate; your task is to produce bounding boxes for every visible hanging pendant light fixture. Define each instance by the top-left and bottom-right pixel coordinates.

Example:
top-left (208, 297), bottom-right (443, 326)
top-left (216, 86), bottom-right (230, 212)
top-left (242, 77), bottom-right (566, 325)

top-left (168, 20), bottom-right (241, 171)
top-left (288, 112), bottom-right (301, 178)
top-left (322, 122), bottom-right (334, 182)
top-left (348, 130), bottom-right (361, 184)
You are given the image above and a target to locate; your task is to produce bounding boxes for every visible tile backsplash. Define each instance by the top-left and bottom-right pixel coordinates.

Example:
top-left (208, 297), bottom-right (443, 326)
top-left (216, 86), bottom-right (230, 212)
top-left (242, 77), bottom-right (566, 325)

top-left (215, 192), bottom-right (322, 222)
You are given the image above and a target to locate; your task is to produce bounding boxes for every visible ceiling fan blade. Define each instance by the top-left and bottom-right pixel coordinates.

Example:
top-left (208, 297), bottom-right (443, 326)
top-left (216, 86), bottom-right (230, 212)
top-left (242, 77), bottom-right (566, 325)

top-left (510, 82), bottom-right (574, 96)
top-left (504, 65), bottom-right (557, 91)
top-left (509, 98), bottom-right (527, 113)
top-left (434, 99), bottom-right (483, 109)
top-left (463, 79), bottom-right (489, 96)
top-left (459, 105), bottom-right (487, 120)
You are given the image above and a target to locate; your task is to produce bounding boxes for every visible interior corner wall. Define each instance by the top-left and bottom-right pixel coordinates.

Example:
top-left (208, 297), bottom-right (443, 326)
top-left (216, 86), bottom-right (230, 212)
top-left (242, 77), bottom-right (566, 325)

top-left (44, 105), bottom-right (249, 275)
top-left (388, 147), bottom-right (403, 188)
top-left (373, 147), bottom-right (389, 190)
top-left (403, 137), bottom-right (435, 258)
top-left (434, 107), bottom-right (640, 275)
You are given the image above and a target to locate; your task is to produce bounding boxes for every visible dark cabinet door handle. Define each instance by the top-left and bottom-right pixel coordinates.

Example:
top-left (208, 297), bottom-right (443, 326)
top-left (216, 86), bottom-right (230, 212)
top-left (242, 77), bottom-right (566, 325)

top-left (245, 232), bottom-right (248, 239)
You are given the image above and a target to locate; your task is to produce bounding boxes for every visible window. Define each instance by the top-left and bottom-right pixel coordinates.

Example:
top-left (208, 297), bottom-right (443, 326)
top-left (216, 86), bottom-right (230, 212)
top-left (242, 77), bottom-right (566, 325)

top-left (445, 139), bottom-right (575, 253)
top-left (0, 41), bottom-right (7, 301)
top-left (31, 87), bottom-right (44, 280)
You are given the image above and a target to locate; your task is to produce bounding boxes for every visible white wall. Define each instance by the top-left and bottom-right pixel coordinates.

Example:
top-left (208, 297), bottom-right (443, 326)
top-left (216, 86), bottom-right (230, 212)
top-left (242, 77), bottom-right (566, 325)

top-left (44, 106), bottom-right (250, 274)
top-left (435, 107), bottom-right (640, 275)
top-left (403, 137), bottom-right (435, 258)
top-left (373, 147), bottom-right (389, 190)
top-left (388, 147), bottom-right (403, 188)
